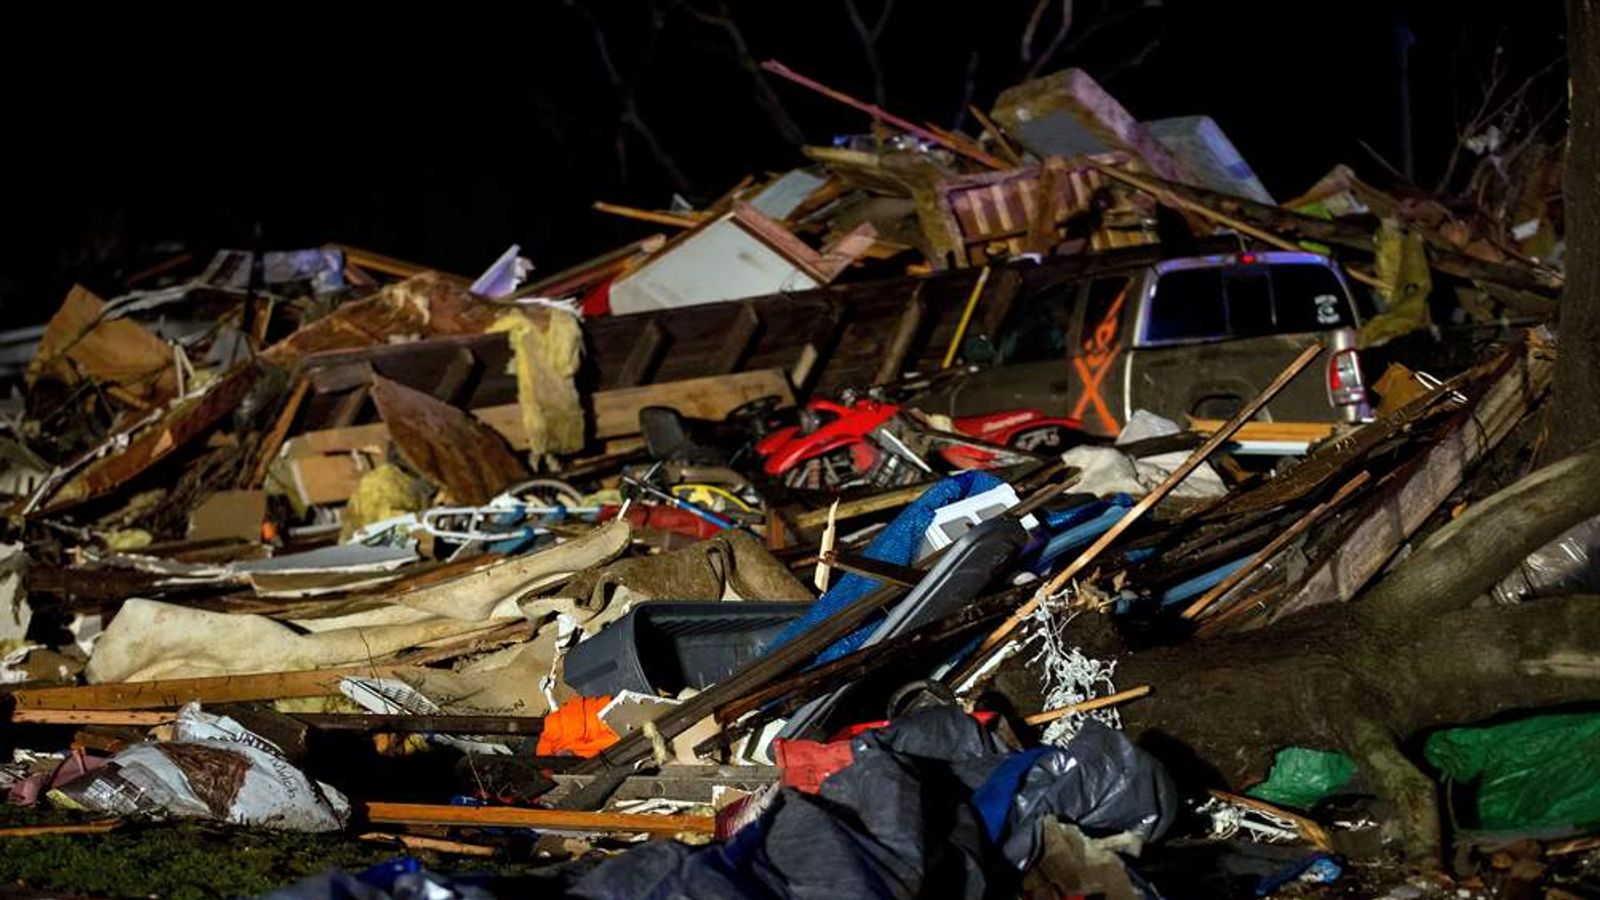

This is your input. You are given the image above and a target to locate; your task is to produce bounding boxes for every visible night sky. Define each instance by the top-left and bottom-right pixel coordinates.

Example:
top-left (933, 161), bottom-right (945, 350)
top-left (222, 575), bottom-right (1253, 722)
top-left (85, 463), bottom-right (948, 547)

top-left (1, 1), bottom-right (1567, 323)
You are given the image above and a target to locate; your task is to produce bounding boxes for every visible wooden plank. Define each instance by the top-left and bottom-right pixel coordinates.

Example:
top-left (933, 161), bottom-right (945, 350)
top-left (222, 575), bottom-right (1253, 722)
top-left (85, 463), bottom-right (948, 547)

top-left (1088, 161), bottom-right (1385, 290)
top-left (9, 709), bottom-right (176, 726)
top-left (9, 665), bottom-right (414, 711)
top-left (760, 60), bottom-right (1008, 170)
top-left (613, 320), bottom-right (668, 388)
top-left (591, 202), bottom-right (701, 229)
top-left (327, 384), bottom-right (371, 429)
top-left (372, 375), bottom-right (528, 505)
top-left (1182, 472), bottom-right (1371, 621)
top-left (972, 343), bottom-right (1326, 655)
top-left (295, 713), bottom-right (544, 735)
top-left (1266, 338), bottom-right (1553, 623)
top-left (1023, 685), bottom-right (1152, 726)
top-left (361, 802), bottom-right (714, 836)
top-left (715, 304), bottom-right (762, 374)
top-left (323, 243), bottom-right (468, 283)
top-left (873, 288), bottom-right (926, 385)
top-left (1185, 419), bottom-right (1341, 442)
top-left (33, 365), bottom-right (260, 514)
top-left (243, 376), bottom-right (311, 489)
top-left (431, 347), bottom-right (479, 404)
top-left (0, 820), bottom-right (121, 838)
top-left (792, 484), bottom-right (929, 530)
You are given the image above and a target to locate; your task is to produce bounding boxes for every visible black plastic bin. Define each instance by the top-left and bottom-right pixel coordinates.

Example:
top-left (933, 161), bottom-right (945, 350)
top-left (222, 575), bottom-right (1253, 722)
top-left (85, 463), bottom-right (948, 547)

top-left (563, 601), bottom-right (809, 698)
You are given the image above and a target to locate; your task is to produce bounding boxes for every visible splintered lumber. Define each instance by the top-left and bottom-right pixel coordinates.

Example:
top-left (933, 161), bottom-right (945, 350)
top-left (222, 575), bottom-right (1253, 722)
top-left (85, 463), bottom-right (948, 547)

top-left (0, 820), bottom-right (121, 838)
top-left (973, 342), bottom-right (1325, 654)
top-left (359, 833), bottom-right (496, 858)
top-left (1087, 160), bottom-right (1386, 290)
top-left (360, 802), bottom-right (714, 836)
top-left (244, 376), bottom-right (311, 489)
top-left (1023, 685), bottom-right (1152, 726)
top-left (323, 244), bottom-right (468, 283)
top-left (1181, 471), bottom-right (1372, 621)
top-left (760, 60), bottom-right (1009, 170)
top-left (7, 709), bottom-right (175, 726)
top-left (294, 713), bottom-right (544, 735)
top-left (33, 364), bottom-right (260, 514)
top-left (592, 201), bottom-right (701, 229)
top-left (1184, 419), bottom-right (1339, 443)
top-left (1267, 334), bottom-right (1553, 623)
top-left (792, 483), bottom-right (929, 530)
top-left (9, 665), bottom-right (414, 711)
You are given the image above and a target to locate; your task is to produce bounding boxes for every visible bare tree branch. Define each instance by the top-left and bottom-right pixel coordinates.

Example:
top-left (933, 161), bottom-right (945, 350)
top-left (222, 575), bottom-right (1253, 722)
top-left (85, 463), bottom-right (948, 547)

top-left (844, 0), bottom-right (895, 107)
top-left (1021, 0), bottom-right (1053, 63)
top-left (687, 4), bottom-right (809, 147)
top-left (1024, 0), bottom-right (1075, 80)
top-left (951, 47), bottom-right (982, 131)
top-left (565, 1), bottom-right (696, 196)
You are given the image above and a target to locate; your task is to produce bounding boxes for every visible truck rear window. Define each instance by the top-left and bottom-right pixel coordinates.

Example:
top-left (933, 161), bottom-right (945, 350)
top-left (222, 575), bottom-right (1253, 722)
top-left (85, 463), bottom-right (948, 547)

top-left (1143, 262), bottom-right (1355, 344)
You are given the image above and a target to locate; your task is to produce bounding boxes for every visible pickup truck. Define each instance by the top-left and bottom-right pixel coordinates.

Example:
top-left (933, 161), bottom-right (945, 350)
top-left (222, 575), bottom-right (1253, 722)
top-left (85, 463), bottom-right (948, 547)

top-left (914, 250), bottom-right (1379, 436)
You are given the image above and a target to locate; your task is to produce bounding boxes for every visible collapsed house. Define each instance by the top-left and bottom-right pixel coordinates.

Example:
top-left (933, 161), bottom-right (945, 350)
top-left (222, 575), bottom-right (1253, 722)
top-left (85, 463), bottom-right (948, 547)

top-left (0, 62), bottom-right (1591, 900)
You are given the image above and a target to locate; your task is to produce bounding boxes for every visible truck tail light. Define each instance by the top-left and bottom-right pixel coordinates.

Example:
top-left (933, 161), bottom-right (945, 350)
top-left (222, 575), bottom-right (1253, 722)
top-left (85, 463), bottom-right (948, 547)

top-left (1327, 348), bottom-right (1367, 407)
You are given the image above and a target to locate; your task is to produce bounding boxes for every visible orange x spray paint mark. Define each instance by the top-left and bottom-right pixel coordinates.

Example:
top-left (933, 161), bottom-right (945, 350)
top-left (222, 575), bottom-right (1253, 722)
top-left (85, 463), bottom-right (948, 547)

top-left (1070, 285), bottom-right (1129, 434)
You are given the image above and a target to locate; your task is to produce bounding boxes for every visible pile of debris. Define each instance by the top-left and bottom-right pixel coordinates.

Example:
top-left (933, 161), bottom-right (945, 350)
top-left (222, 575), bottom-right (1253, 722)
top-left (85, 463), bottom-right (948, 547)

top-left (0, 62), bottom-right (1594, 900)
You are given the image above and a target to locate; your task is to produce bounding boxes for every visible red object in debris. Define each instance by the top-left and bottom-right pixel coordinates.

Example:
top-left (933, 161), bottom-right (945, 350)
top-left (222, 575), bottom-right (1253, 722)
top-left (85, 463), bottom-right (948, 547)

top-left (536, 696), bottom-right (619, 758)
top-left (773, 736), bottom-right (857, 794)
top-left (600, 503), bottom-right (723, 541)
top-left (774, 712), bottom-right (1000, 794)
top-left (950, 409), bottom-right (1086, 454)
top-left (579, 277), bottom-right (614, 317)
top-left (755, 398), bottom-right (900, 478)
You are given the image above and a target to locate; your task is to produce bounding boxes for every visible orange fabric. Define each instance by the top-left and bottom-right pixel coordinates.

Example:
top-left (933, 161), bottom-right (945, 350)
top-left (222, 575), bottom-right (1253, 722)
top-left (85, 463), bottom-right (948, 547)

top-left (536, 695), bottom-right (620, 758)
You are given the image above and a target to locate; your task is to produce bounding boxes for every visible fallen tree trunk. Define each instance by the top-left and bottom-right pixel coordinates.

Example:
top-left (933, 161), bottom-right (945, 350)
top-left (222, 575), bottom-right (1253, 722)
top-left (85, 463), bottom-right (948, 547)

top-left (997, 440), bottom-right (1600, 862)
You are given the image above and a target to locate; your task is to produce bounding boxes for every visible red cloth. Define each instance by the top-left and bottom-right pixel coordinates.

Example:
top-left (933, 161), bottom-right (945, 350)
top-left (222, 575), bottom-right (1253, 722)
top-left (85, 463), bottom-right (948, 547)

top-left (536, 696), bottom-right (619, 758)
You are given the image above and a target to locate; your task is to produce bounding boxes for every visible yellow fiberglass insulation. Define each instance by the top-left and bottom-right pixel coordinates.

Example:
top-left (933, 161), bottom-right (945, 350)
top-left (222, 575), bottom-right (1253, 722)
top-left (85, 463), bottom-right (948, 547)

top-left (488, 310), bottom-right (585, 459)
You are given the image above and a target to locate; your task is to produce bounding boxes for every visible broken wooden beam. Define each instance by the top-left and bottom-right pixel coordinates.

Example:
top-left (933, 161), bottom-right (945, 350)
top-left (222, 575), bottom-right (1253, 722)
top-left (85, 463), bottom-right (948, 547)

top-left (7, 709), bottom-right (176, 727)
top-left (1182, 471), bottom-right (1372, 622)
top-left (1266, 333), bottom-right (1553, 623)
top-left (974, 342), bottom-right (1326, 654)
top-left (360, 802), bottom-right (715, 836)
top-left (8, 665), bottom-right (415, 711)
top-left (293, 713), bottom-right (544, 735)
top-left (1022, 685), bottom-right (1152, 726)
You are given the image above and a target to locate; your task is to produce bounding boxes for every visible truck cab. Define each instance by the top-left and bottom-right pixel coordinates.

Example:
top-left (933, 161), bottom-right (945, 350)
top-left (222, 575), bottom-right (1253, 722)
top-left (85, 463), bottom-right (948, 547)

top-left (920, 251), bottom-right (1376, 436)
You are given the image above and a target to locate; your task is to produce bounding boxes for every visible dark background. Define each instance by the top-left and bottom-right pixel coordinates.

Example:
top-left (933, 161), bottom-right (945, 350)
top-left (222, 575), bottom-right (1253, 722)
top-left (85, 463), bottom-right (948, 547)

top-left (0, 0), bottom-right (1567, 324)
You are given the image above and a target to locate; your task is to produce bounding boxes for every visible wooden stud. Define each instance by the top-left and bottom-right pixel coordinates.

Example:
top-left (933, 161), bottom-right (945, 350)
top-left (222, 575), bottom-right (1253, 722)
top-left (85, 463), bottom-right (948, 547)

top-left (0, 820), bottom-right (121, 838)
top-left (873, 288), bottom-right (926, 386)
top-left (1181, 471), bottom-right (1371, 621)
top-left (715, 304), bottom-right (762, 374)
top-left (361, 802), bottom-right (715, 836)
top-left (1022, 685), bottom-right (1152, 726)
top-left (242, 376), bottom-right (311, 489)
top-left (9, 665), bottom-right (415, 711)
top-left (613, 321), bottom-right (668, 389)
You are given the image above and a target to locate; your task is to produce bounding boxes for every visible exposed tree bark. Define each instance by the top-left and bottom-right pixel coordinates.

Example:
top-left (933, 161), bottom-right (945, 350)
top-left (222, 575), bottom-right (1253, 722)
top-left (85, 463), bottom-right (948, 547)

top-left (1551, 0), bottom-right (1600, 456)
top-left (996, 441), bottom-right (1600, 862)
